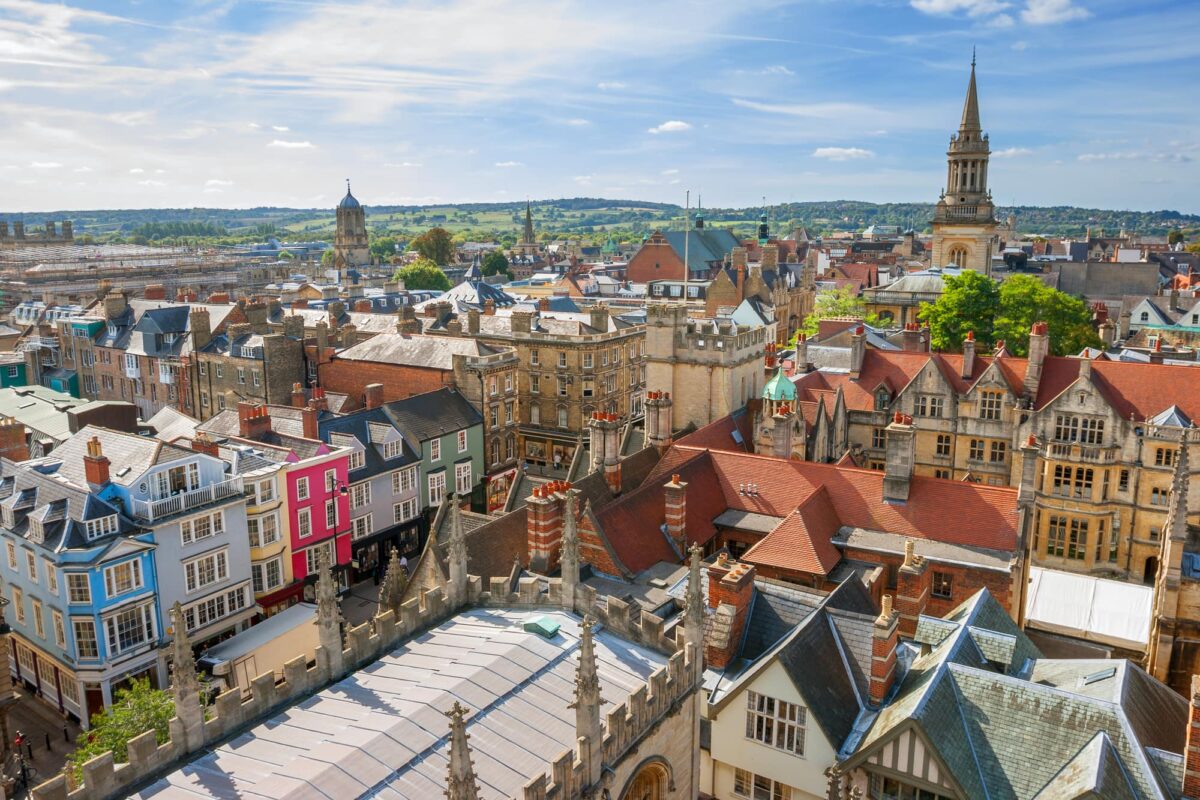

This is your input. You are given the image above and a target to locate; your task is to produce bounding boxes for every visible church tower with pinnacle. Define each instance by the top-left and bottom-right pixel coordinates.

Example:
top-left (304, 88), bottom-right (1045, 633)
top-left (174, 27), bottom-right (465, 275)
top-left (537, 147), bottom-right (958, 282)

top-left (931, 54), bottom-right (998, 275)
top-left (334, 179), bottom-right (371, 267)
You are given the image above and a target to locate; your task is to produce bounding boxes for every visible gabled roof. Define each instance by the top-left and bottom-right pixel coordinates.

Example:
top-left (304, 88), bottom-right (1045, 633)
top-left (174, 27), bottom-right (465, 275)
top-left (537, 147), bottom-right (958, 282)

top-left (49, 425), bottom-right (193, 489)
top-left (380, 388), bottom-right (482, 444)
top-left (741, 487), bottom-right (843, 576)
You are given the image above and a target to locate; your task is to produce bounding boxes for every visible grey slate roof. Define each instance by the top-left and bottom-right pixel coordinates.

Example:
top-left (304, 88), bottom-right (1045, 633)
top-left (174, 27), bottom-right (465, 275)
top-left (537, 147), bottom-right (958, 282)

top-left (381, 387), bottom-right (482, 444)
top-left (334, 333), bottom-right (501, 370)
top-left (49, 425), bottom-right (192, 489)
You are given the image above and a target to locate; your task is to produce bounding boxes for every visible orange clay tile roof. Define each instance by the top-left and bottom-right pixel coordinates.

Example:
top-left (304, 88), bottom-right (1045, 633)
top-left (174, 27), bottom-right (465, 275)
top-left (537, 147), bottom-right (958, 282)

top-left (592, 445), bottom-right (1019, 575)
top-left (741, 486), bottom-right (842, 576)
top-left (675, 413), bottom-right (753, 453)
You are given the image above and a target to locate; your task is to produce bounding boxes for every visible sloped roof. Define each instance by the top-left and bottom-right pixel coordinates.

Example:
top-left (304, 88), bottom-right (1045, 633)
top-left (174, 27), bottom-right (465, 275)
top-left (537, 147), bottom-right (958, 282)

top-left (50, 425), bottom-right (192, 489)
top-left (333, 333), bottom-right (501, 370)
top-left (741, 487), bottom-right (843, 576)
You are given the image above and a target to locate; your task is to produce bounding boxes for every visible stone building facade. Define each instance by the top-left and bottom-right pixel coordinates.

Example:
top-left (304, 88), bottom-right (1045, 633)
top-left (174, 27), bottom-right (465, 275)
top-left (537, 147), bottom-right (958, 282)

top-left (333, 182), bottom-right (370, 267)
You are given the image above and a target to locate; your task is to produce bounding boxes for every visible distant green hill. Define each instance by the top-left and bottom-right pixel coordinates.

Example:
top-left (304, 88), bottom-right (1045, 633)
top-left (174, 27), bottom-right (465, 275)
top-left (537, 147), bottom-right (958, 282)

top-left (3, 198), bottom-right (1196, 245)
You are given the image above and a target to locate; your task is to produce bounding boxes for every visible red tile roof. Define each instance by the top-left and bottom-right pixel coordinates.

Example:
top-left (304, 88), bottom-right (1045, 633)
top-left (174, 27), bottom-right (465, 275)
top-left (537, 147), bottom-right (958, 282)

top-left (676, 412), bottom-right (754, 453)
top-left (742, 486), bottom-right (843, 576)
top-left (591, 443), bottom-right (1020, 576)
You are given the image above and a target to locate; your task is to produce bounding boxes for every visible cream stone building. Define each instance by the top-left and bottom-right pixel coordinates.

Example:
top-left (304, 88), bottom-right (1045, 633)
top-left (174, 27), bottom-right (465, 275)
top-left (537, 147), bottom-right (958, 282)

top-left (929, 57), bottom-right (998, 274)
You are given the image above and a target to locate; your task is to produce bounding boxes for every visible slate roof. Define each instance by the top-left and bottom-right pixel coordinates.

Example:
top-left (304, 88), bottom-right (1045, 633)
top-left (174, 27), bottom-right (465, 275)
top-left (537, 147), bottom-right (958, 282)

top-left (0, 385), bottom-right (89, 444)
top-left (333, 333), bottom-right (502, 370)
top-left (133, 610), bottom-right (667, 800)
top-left (380, 388), bottom-right (482, 444)
top-left (49, 425), bottom-right (192, 489)
top-left (845, 589), bottom-right (1186, 800)
top-left (662, 228), bottom-right (741, 275)
top-left (318, 407), bottom-right (421, 481)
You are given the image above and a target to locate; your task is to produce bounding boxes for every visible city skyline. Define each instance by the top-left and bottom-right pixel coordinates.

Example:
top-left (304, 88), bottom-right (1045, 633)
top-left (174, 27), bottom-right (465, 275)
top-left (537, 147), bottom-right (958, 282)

top-left (1, 0), bottom-right (1197, 213)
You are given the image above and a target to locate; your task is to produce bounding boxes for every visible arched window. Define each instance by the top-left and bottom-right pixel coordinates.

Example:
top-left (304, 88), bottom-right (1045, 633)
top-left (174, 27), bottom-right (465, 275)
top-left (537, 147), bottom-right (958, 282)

top-left (620, 760), bottom-right (672, 800)
top-left (948, 245), bottom-right (969, 266)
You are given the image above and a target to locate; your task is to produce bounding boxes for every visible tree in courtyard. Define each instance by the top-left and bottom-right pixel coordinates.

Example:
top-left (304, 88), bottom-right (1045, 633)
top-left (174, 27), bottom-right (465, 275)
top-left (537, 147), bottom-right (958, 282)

top-left (797, 285), bottom-right (879, 339)
top-left (481, 250), bottom-right (512, 279)
top-left (993, 274), bottom-right (1101, 356)
top-left (409, 227), bottom-right (455, 265)
top-left (918, 269), bottom-right (1001, 351)
top-left (67, 678), bottom-right (176, 781)
top-left (394, 257), bottom-right (452, 291)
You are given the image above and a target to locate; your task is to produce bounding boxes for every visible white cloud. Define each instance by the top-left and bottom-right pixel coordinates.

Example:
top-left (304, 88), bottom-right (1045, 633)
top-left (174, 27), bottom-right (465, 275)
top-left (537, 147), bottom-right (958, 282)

top-left (137, 179), bottom-right (166, 187)
top-left (1022, 0), bottom-right (1089, 24)
top-left (989, 12), bottom-right (1015, 27)
top-left (384, 161), bottom-right (423, 168)
top-left (73, 166), bottom-right (93, 172)
top-left (108, 111), bottom-right (154, 126)
top-left (154, 168), bottom-right (166, 174)
top-left (812, 147), bottom-right (874, 161)
top-left (647, 120), bottom-right (691, 134)
top-left (661, 168), bottom-right (679, 175)
top-left (271, 125), bottom-right (290, 132)
top-left (129, 167), bottom-right (145, 174)
top-left (762, 65), bottom-right (795, 76)
top-left (247, 122), bottom-right (261, 129)
top-left (994, 147), bottom-right (1032, 158)
top-left (597, 81), bottom-right (626, 90)
top-left (494, 160), bottom-right (524, 167)
top-left (732, 97), bottom-right (889, 121)
top-left (29, 161), bottom-right (62, 169)
top-left (1011, 40), bottom-right (1030, 50)
top-left (563, 118), bottom-right (591, 126)
top-left (1077, 152), bottom-right (1136, 161)
top-left (573, 175), bottom-right (593, 185)
top-left (205, 178), bottom-right (234, 187)
top-left (268, 139), bottom-right (314, 149)
top-left (911, 0), bottom-right (1010, 17)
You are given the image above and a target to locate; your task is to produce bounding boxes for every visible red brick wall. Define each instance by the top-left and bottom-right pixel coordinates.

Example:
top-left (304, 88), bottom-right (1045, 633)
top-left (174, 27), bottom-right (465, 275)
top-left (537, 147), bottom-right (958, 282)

top-left (318, 359), bottom-right (453, 407)
top-left (578, 514), bottom-right (624, 577)
top-left (626, 239), bottom-right (686, 284)
top-left (841, 547), bottom-right (1013, 618)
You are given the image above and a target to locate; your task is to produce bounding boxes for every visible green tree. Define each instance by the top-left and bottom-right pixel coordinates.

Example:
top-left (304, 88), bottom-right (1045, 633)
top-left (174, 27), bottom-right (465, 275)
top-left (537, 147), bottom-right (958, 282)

top-left (394, 257), bottom-right (451, 291)
top-left (1168, 230), bottom-right (1185, 246)
top-left (797, 286), bottom-right (879, 338)
top-left (993, 275), bottom-right (1102, 356)
top-left (409, 227), bottom-right (455, 265)
top-left (481, 250), bottom-right (511, 279)
top-left (370, 236), bottom-right (400, 262)
top-left (321, 249), bottom-right (334, 266)
top-left (277, 250), bottom-right (295, 260)
top-left (918, 270), bottom-right (1001, 351)
top-left (68, 678), bottom-right (176, 780)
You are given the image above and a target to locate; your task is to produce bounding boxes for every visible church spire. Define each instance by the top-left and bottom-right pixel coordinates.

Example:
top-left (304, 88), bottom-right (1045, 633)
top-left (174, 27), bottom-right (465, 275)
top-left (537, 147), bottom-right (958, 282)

top-left (570, 616), bottom-right (604, 787)
top-left (959, 52), bottom-right (981, 133)
top-left (522, 199), bottom-right (535, 245)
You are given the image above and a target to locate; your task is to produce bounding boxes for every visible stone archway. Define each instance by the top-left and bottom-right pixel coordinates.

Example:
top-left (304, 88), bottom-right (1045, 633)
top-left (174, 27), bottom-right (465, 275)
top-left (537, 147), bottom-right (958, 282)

top-left (620, 758), bottom-right (672, 800)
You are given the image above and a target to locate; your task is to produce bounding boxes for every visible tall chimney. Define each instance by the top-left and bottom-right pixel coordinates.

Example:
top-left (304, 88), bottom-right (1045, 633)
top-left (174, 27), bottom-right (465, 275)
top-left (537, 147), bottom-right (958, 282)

top-left (795, 333), bottom-right (810, 373)
top-left (83, 436), bottom-right (110, 486)
top-left (291, 382), bottom-right (307, 408)
top-left (190, 308), bottom-right (211, 351)
top-left (894, 540), bottom-right (930, 638)
top-left (0, 417), bottom-right (29, 462)
top-left (1023, 321), bottom-right (1049, 400)
top-left (900, 323), bottom-right (922, 352)
top-left (1017, 434), bottom-right (1040, 508)
top-left (704, 555), bottom-right (756, 670)
top-left (237, 402), bottom-right (272, 441)
top-left (870, 595), bottom-right (900, 706)
top-left (527, 482), bottom-right (569, 572)
top-left (961, 331), bottom-right (976, 379)
top-left (589, 304), bottom-right (610, 332)
top-left (849, 325), bottom-right (866, 380)
top-left (301, 402), bottom-right (320, 440)
top-left (646, 391), bottom-right (673, 453)
top-left (883, 412), bottom-right (916, 502)
top-left (664, 473), bottom-right (687, 553)
top-left (364, 383), bottom-right (384, 410)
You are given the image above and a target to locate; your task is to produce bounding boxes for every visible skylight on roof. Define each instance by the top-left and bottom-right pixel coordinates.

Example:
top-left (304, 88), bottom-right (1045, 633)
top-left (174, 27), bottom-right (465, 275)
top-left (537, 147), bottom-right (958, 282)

top-left (1082, 666), bottom-right (1117, 686)
top-left (116, 466), bottom-right (132, 477)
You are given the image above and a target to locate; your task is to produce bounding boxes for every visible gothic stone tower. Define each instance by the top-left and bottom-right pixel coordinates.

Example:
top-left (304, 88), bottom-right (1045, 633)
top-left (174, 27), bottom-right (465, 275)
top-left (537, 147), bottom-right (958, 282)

top-left (931, 56), bottom-right (998, 275)
top-left (334, 180), bottom-right (371, 267)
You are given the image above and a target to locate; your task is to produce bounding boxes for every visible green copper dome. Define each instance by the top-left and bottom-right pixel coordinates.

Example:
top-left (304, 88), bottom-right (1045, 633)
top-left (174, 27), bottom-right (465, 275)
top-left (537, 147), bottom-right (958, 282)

top-left (763, 367), bottom-right (796, 402)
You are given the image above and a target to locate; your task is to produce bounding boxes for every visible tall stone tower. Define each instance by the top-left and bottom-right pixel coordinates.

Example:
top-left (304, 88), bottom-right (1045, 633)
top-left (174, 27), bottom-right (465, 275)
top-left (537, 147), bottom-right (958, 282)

top-left (334, 180), bottom-right (370, 267)
top-left (514, 200), bottom-right (538, 257)
top-left (930, 55), bottom-right (997, 275)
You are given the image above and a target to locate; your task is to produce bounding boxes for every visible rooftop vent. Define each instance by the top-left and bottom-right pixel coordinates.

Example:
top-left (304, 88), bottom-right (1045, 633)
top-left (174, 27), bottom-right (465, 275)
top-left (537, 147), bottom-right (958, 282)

top-left (523, 615), bottom-right (561, 640)
top-left (1081, 666), bottom-right (1117, 686)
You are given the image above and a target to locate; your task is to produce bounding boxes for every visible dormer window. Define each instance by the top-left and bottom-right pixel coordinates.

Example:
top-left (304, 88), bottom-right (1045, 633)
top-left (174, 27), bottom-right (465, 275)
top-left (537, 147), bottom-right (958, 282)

top-left (383, 440), bottom-right (404, 460)
top-left (874, 388), bottom-right (890, 411)
top-left (84, 515), bottom-right (118, 541)
top-left (28, 518), bottom-right (44, 544)
top-left (1, 507), bottom-right (12, 529)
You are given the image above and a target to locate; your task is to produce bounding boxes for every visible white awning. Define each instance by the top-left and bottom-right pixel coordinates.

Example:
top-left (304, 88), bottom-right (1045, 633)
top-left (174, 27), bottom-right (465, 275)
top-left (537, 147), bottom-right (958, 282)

top-left (1025, 566), bottom-right (1152, 651)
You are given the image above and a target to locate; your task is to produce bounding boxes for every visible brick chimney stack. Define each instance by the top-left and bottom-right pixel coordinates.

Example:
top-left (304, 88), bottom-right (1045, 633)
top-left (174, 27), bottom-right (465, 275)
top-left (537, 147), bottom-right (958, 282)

top-left (309, 386), bottom-right (329, 412)
top-left (291, 382), bottom-right (307, 408)
top-left (795, 333), bottom-right (809, 373)
top-left (1024, 321), bottom-right (1049, 399)
top-left (883, 412), bottom-right (916, 503)
top-left (527, 481), bottom-right (571, 572)
top-left (664, 473), bottom-right (687, 553)
top-left (645, 391), bottom-right (673, 453)
top-left (1018, 434), bottom-right (1040, 508)
top-left (961, 331), bottom-right (976, 379)
top-left (0, 417), bottom-right (28, 462)
top-left (900, 322), bottom-right (922, 352)
top-left (705, 555), bottom-right (756, 670)
top-left (238, 402), bottom-right (272, 441)
top-left (849, 325), bottom-right (866, 380)
top-left (894, 540), bottom-right (930, 638)
top-left (83, 436), bottom-right (110, 486)
top-left (870, 595), bottom-right (900, 706)
top-left (364, 383), bottom-right (384, 410)
top-left (191, 431), bottom-right (220, 458)
top-left (301, 402), bottom-right (320, 440)
top-left (1184, 675), bottom-right (1200, 799)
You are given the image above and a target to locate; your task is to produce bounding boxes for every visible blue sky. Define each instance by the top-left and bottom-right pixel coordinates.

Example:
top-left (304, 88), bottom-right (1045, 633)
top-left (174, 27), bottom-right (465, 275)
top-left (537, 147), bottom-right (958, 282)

top-left (1, 0), bottom-right (1196, 213)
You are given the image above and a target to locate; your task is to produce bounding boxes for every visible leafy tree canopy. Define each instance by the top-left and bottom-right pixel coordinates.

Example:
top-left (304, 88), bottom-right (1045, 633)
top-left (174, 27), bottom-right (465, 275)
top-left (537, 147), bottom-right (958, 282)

top-left (68, 678), bottom-right (175, 780)
top-left (920, 271), bottom-right (1100, 356)
top-left (798, 286), bottom-right (879, 338)
top-left (394, 257), bottom-right (451, 291)
top-left (409, 227), bottom-right (455, 265)
top-left (369, 236), bottom-right (401, 262)
top-left (481, 250), bottom-right (511, 279)
top-left (277, 249), bottom-right (295, 260)
top-left (1169, 230), bottom-right (1185, 245)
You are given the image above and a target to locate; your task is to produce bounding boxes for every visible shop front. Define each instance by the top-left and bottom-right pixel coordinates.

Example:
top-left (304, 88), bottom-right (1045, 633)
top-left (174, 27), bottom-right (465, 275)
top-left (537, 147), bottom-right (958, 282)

top-left (486, 467), bottom-right (519, 513)
top-left (347, 517), bottom-right (424, 585)
top-left (520, 428), bottom-right (579, 474)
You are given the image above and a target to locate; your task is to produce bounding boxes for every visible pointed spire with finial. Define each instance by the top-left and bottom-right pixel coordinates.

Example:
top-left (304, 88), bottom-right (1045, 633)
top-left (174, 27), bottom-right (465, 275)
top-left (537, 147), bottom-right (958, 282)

top-left (315, 545), bottom-right (345, 676)
top-left (377, 545), bottom-right (408, 620)
top-left (445, 701), bottom-right (481, 800)
top-left (447, 495), bottom-right (469, 607)
top-left (569, 616), bottom-right (603, 787)
top-left (683, 543), bottom-right (704, 655)
top-left (169, 602), bottom-right (199, 699)
top-left (560, 490), bottom-right (580, 611)
top-left (960, 50), bottom-right (981, 133)
top-left (522, 199), bottom-right (535, 245)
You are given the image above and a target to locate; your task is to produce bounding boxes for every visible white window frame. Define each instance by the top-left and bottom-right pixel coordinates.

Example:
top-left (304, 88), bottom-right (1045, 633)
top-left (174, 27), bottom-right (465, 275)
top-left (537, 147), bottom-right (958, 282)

top-left (45, 560), bottom-right (58, 595)
top-left (351, 514), bottom-right (373, 541)
top-left (428, 472), bottom-right (446, 506)
top-left (252, 557), bottom-right (284, 594)
top-left (457, 430), bottom-right (468, 453)
top-left (296, 476), bottom-right (310, 500)
top-left (73, 619), bottom-right (98, 659)
top-left (52, 610), bottom-right (65, 647)
top-left (383, 440), bottom-right (404, 460)
top-left (350, 482), bottom-right (371, 510)
top-left (455, 462), bottom-right (472, 495)
top-left (103, 603), bottom-right (155, 656)
top-left (247, 512), bottom-right (280, 547)
top-left (394, 498), bottom-right (419, 524)
top-left (103, 559), bottom-right (144, 599)
top-left (66, 573), bottom-right (90, 604)
top-left (392, 467), bottom-right (416, 495)
top-left (430, 438), bottom-right (441, 462)
top-left (305, 541), bottom-right (334, 575)
top-left (180, 511), bottom-right (224, 546)
top-left (297, 507), bottom-right (312, 538)
top-left (24, 551), bottom-right (36, 583)
top-left (183, 549), bottom-right (229, 594)
top-left (745, 690), bottom-right (807, 756)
